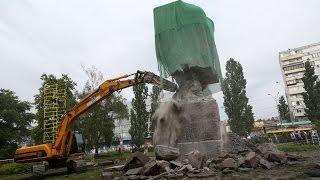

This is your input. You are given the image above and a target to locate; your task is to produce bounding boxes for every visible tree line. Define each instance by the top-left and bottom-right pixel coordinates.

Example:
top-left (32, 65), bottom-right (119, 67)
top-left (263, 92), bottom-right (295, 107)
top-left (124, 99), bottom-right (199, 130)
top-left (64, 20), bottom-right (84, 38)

top-left (0, 65), bottom-right (160, 159)
top-left (2, 59), bottom-right (319, 159)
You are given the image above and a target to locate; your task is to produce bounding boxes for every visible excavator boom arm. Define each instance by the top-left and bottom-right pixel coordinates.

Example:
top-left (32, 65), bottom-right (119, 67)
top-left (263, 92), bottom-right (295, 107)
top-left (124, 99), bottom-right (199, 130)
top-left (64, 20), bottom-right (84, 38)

top-left (14, 71), bottom-right (176, 163)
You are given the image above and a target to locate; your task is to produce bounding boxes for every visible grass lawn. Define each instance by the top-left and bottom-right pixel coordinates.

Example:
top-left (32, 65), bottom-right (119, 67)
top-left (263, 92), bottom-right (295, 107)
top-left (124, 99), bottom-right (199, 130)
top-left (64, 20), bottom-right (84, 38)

top-left (0, 151), bottom-right (155, 180)
top-left (278, 143), bottom-right (320, 152)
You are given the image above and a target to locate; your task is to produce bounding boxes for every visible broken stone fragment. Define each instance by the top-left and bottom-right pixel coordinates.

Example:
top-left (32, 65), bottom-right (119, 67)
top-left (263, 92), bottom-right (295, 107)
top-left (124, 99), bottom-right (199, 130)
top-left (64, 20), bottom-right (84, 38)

top-left (286, 153), bottom-right (304, 161)
top-left (259, 158), bottom-right (271, 170)
top-left (267, 152), bottom-right (287, 164)
top-left (139, 160), bottom-right (170, 176)
top-left (237, 157), bottom-right (245, 167)
top-left (185, 150), bottom-right (204, 169)
top-left (222, 168), bottom-right (233, 174)
top-left (244, 152), bottom-right (258, 168)
top-left (256, 143), bottom-right (279, 155)
top-left (155, 145), bottom-right (180, 161)
top-left (203, 167), bottom-right (210, 172)
top-left (125, 167), bottom-right (143, 176)
top-left (170, 160), bottom-right (183, 168)
top-left (221, 158), bottom-right (237, 169)
top-left (123, 151), bottom-right (150, 171)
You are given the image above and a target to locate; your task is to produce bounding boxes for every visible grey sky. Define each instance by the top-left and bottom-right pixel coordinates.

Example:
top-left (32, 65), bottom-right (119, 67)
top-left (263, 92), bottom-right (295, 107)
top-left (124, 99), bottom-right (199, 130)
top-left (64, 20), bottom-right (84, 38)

top-left (0, 0), bottom-right (319, 120)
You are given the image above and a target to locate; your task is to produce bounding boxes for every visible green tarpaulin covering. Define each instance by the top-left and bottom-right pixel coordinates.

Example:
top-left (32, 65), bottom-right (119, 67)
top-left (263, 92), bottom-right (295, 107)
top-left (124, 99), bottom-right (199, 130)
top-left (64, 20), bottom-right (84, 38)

top-left (154, 0), bottom-right (222, 93)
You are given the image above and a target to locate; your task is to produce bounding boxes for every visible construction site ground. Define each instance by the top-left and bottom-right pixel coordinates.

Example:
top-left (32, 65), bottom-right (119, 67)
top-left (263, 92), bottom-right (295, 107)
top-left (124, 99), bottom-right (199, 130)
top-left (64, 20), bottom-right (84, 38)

top-left (2, 146), bottom-right (320, 180)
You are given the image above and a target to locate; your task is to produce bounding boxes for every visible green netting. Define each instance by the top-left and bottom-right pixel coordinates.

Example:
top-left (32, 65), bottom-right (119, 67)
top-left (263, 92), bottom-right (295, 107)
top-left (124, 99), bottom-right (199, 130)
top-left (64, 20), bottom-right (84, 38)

top-left (154, 0), bottom-right (222, 93)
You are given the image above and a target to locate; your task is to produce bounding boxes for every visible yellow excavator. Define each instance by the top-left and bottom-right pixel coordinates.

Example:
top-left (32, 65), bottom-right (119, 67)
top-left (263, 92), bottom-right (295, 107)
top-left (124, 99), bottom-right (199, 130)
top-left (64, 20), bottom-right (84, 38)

top-left (14, 70), bottom-right (177, 176)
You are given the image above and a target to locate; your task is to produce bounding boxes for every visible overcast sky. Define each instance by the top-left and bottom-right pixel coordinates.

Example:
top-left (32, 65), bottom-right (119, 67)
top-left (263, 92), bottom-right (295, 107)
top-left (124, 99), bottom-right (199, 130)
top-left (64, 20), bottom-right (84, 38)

top-left (1, 0), bottom-right (320, 120)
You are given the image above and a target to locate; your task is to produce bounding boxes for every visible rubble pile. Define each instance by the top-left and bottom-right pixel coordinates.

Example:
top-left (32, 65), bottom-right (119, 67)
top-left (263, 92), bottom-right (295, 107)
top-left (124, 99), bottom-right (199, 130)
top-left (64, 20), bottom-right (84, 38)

top-left (101, 142), bottom-right (306, 180)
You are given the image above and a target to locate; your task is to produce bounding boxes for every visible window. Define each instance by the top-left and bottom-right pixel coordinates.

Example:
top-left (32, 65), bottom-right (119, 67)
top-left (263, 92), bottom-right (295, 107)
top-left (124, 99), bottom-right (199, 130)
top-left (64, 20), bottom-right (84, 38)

top-left (286, 80), bottom-right (296, 85)
top-left (296, 101), bottom-right (300, 105)
top-left (296, 109), bottom-right (302, 113)
top-left (283, 64), bottom-right (304, 71)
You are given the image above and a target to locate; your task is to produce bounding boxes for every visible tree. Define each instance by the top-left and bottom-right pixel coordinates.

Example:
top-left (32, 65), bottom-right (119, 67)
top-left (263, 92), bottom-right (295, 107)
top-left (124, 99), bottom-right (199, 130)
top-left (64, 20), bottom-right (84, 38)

top-left (77, 65), bottom-right (128, 154)
top-left (222, 58), bottom-right (254, 137)
top-left (0, 89), bottom-right (35, 159)
top-left (32, 74), bottom-right (77, 144)
top-left (149, 86), bottom-right (161, 137)
top-left (302, 61), bottom-right (320, 125)
top-left (277, 95), bottom-right (290, 122)
top-left (243, 105), bottom-right (255, 135)
top-left (129, 84), bottom-right (149, 148)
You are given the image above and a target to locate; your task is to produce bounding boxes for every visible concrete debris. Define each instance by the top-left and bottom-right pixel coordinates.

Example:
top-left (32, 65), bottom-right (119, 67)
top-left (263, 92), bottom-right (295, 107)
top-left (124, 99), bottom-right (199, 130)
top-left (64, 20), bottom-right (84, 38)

top-left (139, 160), bottom-right (170, 176)
top-left (101, 143), bottom-right (297, 179)
top-left (237, 157), bottom-right (245, 167)
top-left (170, 160), bottom-right (183, 168)
top-left (256, 143), bottom-right (279, 155)
top-left (154, 145), bottom-right (180, 161)
top-left (267, 152), bottom-right (287, 164)
top-left (259, 158), bottom-right (271, 170)
top-left (125, 167), bottom-right (142, 176)
top-left (123, 151), bottom-right (150, 171)
top-left (221, 158), bottom-right (237, 169)
top-left (222, 168), bottom-right (233, 174)
top-left (185, 150), bottom-right (204, 169)
top-left (244, 151), bottom-right (258, 168)
top-left (286, 153), bottom-right (305, 161)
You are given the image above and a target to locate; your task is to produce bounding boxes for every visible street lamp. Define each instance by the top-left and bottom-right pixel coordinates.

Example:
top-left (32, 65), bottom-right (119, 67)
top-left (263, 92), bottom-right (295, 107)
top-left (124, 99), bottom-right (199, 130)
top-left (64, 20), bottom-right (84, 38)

top-left (268, 92), bottom-right (283, 132)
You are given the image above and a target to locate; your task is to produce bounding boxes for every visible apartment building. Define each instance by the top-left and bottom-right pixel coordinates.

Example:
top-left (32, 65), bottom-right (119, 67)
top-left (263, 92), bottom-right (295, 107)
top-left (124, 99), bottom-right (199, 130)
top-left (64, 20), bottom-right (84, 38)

top-left (279, 42), bottom-right (320, 121)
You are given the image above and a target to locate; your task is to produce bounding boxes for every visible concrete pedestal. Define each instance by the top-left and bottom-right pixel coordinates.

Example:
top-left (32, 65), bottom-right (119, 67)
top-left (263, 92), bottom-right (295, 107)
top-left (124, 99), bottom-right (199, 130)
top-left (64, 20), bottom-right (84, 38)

top-left (176, 96), bottom-right (222, 159)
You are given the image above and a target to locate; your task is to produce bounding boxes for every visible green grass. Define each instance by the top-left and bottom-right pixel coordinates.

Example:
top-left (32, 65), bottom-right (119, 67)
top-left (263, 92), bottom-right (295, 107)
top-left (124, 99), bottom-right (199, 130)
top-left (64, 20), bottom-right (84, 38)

top-left (278, 143), bottom-right (320, 152)
top-left (0, 150), bottom-right (156, 179)
top-left (0, 162), bottom-right (38, 175)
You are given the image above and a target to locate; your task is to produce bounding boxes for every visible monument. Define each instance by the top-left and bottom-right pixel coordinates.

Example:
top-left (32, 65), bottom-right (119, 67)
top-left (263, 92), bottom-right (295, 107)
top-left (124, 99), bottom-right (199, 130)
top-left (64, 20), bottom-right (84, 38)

top-left (153, 0), bottom-right (224, 159)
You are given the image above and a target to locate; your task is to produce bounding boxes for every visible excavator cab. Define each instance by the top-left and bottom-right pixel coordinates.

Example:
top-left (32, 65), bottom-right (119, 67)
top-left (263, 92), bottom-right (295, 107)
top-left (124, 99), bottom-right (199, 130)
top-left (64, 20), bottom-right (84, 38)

top-left (70, 132), bottom-right (85, 154)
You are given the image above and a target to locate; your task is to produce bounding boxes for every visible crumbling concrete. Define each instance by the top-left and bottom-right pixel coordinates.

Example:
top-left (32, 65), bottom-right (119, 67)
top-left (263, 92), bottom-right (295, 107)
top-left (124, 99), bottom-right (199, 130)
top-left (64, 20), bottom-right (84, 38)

top-left (103, 143), bottom-right (305, 179)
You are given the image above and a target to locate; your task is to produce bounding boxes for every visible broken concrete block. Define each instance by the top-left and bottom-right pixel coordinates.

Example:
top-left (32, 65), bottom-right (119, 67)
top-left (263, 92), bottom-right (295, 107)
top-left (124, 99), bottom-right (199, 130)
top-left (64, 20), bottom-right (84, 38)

top-left (256, 143), bottom-right (279, 155)
top-left (155, 145), bottom-right (180, 161)
top-left (123, 151), bottom-right (150, 171)
top-left (185, 150), bottom-right (204, 169)
top-left (139, 160), bottom-right (170, 176)
top-left (267, 152), bottom-right (287, 164)
top-left (170, 160), bottom-right (183, 168)
top-left (125, 167), bottom-right (142, 176)
top-left (222, 168), bottom-right (233, 174)
top-left (237, 157), bottom-right (245, 167)
top-left (244, 152), bottom-right (257, 168)
top-left (286, 153), bottom-right (304, 161)
top-left (221, 158), bottom-right (237, 169)
top-left (259, 158), bottom-right (271, 170)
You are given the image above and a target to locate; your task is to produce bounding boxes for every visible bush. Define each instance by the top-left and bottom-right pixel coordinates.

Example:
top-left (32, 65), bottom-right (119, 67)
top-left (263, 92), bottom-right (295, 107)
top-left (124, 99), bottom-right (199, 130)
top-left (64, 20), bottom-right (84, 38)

top-left (148, 146), bottom-right (154, 152)
top-left (278, 143), bottom-right (320, 152)
top-left (84, 151), bottom-right (129, 161)
top-left (0, 163), bottom-right (32, 175)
